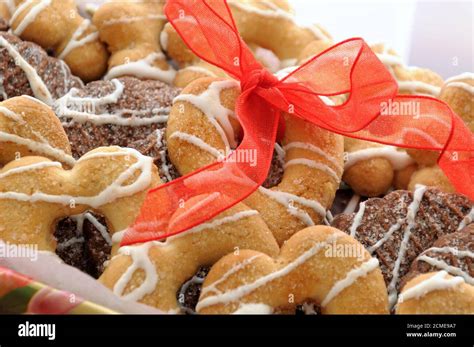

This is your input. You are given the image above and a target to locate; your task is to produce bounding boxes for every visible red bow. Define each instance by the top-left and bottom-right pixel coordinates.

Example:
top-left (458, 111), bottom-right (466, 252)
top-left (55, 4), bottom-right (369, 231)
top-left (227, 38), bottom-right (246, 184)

top-left (121, 0), bottom-right (473, 246)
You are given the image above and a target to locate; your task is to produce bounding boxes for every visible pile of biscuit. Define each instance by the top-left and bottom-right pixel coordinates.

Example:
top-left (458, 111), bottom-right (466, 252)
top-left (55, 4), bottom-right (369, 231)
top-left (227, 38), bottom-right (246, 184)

top-left (0, 0), bottom-right (472, 314)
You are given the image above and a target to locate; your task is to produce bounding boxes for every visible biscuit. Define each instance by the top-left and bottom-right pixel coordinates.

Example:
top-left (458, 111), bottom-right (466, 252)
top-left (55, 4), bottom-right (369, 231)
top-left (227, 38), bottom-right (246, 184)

top-left (167, 77), bottom-right (343, 244)
top-left (10, 0), bottom-right (108, 82)
top-left (197, 226), bottom-right (388, 314)
top-left (93, 0), bottom-right (175, 84)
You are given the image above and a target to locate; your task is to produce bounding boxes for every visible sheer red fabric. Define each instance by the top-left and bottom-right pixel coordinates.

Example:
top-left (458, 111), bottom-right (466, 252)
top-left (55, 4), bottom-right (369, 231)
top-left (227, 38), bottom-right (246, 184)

top-left (121, 0), bottom-right (473, 246)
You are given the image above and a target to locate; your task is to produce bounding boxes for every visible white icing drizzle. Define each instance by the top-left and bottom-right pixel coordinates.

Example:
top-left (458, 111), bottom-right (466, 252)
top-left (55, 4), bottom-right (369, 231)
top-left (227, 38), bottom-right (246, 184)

top-left (168, 210), bottom-right (259, 241)
top-left (70, 212), bottom-right (112, 246)
top-left (5, 0), bottom-right (15, 14)
top-left (300, 302), bottom-right (318, 314)
top-left (159, 30), bottom-right (168, 51)
top-left (444, 81), bottom-right (474, 94)
top-left (258, 186), bottom-right (326, 226)
top-left (0, 161), bottom-right (61, 180)
top-left (397, 81), bottom-right (441, 96)
top-left (10, 0), bottom-right (52, 36)
top-left (274, 65), bottom-right (299, 80)
top-left (416, 113), bottom-right (451, 129)
top-left (84, 3), bottom-right (99, 16)
top-left (349, 201), bottom-right (366, 237)
top-left (0, 100), bottom-right (75, 166)
top-left (0, 105), bottom-right (21, 120)
top-left (376, 45), bottom-right (441, 97)
top-left (274, 142), bottom-right (285, 159)
top-left (56, 211), bottom-right (111, 252)
top-left (167, 192), bottom-right (221, 232)
top-left (254, 46), bottom-right (281, 73)
top-left (178, 270), bottom-right (206, 314)
top-left (458, 207), bottom-right (474, 230)
top-left (101, 14), bottom-right (167, 27)
top-left (349, 187), bottom-right (473, 304)
top-left (425, 246), bottom-right (474, 259)
top-left (233, 303), bottom-right (273, 314)
top-left (325, 210), bottom-right (334, 224)
top-left (58, 19), bottom-right (99, 59)
top-left (104, 53), bottom-right (176, 85)
top-left (0, 131), bottom-right (75, 166)
top-left (397, 271), bottom-right (464, 303)
top-left (416, 255), bottom-right (474, 285)
top-left (228, 0), bottom-right (293, 21)
top-left (55, 79), bottom-right (169, 126)
top-left (283, 142), bottom-right (342, 171)
top-left (174, 80), bottom-right (239, 149)
top-left (284, 158), bottom-right (340, 183)
top-left (0, 36), bottom-right (53, 105)
top-left (230, 0), bottom-right (329, 44)
top-left (55, 236), bottom-right (84, 252)
top-left (0, 148), bottom-right (153, 208)
top-left (445, 72), bottom-right (474, 93)
top-left (387, 185), bottom-right (428, 308)
top-left (445, 72), bottom-right (474, 83)
top-left (283, 142), bottom-right (342, 184)
top-left (169, 131), bottom-right (224, 159)
top-left (0, 75), bottom-right (7, 100)
top-left (305, 24), bottom-right (331, 41)
top-left (113, 241), bottom-right (159, 301)
top-left (345, 146), bottom-right (414, 170)
top-left (343, 194), bottom-right (360, 215)
top-left (376, 53), bottom-right (404, 66)
top-left (111, 229), bottom-right (126, 244)
top-left (279, 58), bottom-right (297, 68)
top-left (113, 210), bottom-right (261, 302)
top-left (196, 233), bottom-right (341, 311)
top-left (321, 257), bottom-right (379, 307)
top-left (439, 71), bottom-right (474, 94)
top-left (201, 255), bottom-right (262, 297)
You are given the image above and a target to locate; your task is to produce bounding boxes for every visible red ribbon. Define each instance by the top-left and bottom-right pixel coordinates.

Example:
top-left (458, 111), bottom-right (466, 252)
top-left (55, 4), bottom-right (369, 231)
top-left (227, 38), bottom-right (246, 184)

top-left (121, 0), bottom-right (473, 246)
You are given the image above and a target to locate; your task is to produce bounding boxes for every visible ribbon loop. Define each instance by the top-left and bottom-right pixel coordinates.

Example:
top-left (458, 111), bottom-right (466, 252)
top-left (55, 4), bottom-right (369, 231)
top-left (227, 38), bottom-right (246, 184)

top-left (121, 0), bottom-right (473, 246)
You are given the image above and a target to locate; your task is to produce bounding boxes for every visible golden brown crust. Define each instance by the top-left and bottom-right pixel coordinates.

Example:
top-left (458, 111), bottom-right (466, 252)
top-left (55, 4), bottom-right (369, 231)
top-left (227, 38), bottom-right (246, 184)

top-left (0, 96), bottom-right (71, 167)
top-left (342, 138), bottom-right (414, 197)
top-left (440, 74), bottom-right (473, 131)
